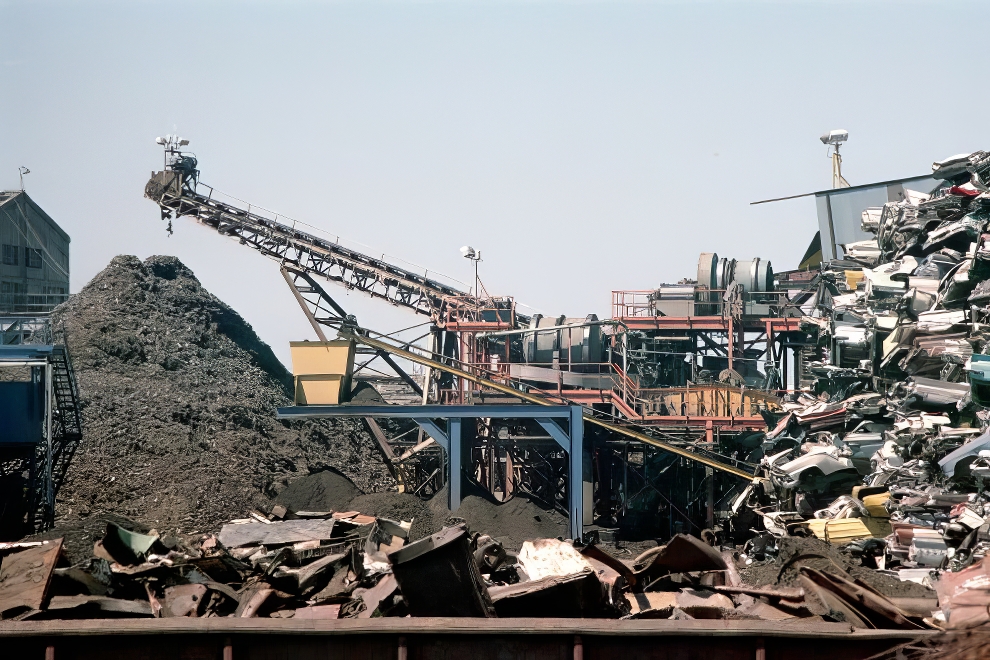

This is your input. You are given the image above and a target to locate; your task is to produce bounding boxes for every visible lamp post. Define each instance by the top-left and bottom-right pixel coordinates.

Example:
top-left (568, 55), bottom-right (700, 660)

top-left (819, 130), bottom-right (850, 189)
top-left (460, 245), bottom-right (482, 300)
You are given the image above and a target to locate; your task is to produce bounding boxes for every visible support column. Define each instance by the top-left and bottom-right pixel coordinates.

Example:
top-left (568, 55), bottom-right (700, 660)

top-left (738, 322), bottom-right (746, 374)
top-left (535, 408), bottom-right (586, 541)
top-left (448, 417), bottom-right (462, 511)
top-left (765, 321), bottom-right (775, 388)
top-left (706, 466), bottom-right (714, 528)
top-left (727, 318), bottom-right (734, 371)
top-left (571, 405), bottom-right (588, 539)
top-left (782, 345), bottom-right (789, 391)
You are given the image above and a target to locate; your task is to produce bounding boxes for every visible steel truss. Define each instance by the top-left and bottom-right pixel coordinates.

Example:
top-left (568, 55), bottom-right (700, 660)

top-left (146, 170), bottom-right (469, 324)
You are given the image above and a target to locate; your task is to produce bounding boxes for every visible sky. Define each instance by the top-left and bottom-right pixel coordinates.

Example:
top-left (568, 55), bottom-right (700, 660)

top-left (3, 0), bottom-right (988, 367)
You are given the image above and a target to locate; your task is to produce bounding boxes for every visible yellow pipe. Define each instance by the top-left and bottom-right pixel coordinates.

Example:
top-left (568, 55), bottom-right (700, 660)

top-left (346, 333), bottom-right (756, 480)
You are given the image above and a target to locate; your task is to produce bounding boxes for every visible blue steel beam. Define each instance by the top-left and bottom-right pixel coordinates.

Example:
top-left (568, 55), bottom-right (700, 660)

top-left (277, 405), bottom-right (573, 419)
top-left (535, 414), bottom-right (584, 539)
top-left (411, 418), bottom-right (449, 451)
top-left (279, 403), bottom-right (586, 538)
top-left (448, 417), bottom-right (461, 512)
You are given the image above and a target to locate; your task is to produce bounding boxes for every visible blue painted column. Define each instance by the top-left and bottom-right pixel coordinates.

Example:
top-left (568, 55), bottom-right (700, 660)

top-left (448, 417), bottom-right (462, 511)
top-left (569, 405), bottom-right (584, 541)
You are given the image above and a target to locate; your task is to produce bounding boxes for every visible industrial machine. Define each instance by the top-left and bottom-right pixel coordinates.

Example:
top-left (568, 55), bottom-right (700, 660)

top-left (145, 137), bottom-right (810, 537)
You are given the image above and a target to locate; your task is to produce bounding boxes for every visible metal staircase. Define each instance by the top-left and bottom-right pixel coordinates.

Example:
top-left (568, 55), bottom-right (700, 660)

top-left (0, 318), bottom-right (84, 534)
top-left (24, 338), bottom-right (83, 532)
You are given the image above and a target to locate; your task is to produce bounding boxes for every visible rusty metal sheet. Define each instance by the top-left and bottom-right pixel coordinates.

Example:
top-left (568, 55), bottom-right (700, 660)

top-left (292, 603), bottom-right (340, 619)
top-left (0, 539), bottom-right (62, 616)
top-left (388, 524), bottom-right (495, 618)
top-left (635, 534), bottom-right (727, 576)
top-left (799, 567), bottom-right (932, 630)
top-left (356, 574), bottom-right (397, 618)
top-left (218, 519), bottom-right (336, 548)
top-left (43, 595), bottom-right (152, 619)
top-left (163, 584), bottom-right (207, 617)
top-left (489, 569), bottom-right (605, 618)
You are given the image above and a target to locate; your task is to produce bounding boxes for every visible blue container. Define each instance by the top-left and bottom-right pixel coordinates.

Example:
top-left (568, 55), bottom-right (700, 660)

top-left (0, 380), bottom-right (44, 445)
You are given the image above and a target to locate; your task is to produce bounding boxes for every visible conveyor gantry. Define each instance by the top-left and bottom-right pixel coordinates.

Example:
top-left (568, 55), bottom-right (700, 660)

top-left (144, 157), bottom-right (486, 328)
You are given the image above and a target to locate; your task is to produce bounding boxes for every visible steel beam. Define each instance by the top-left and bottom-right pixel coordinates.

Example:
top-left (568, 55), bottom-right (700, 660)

top-left (278, 405), bottom-right (573, 419)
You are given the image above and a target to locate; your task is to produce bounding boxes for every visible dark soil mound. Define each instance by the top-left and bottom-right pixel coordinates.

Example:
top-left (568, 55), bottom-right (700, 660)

top-left (274, 468), bottom-right (363, 513)
top-left (737, 535), bottom-right (935, 599)
top-left (432, 484), bottom-right (569, 550)
top-left (275, 471), bottom-right (568, 549)
top-left (349, 492), bottom-right (436, 539)
top-left (45, 255), bottom-right (393, 541)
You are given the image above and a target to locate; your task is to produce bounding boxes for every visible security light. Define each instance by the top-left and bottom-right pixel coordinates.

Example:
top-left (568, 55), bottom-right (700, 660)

top-left (820, 129), bottom-right (849, 146)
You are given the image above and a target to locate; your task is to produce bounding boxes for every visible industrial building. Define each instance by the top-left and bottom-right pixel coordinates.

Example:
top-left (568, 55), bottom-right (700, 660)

top-left (0, 191), bottom-right (70, 315)
top-left (0, 190), bottom-right (79, 537)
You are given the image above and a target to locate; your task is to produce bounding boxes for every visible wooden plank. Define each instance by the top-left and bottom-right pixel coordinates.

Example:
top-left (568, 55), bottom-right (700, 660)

top-left (0, 538), bottom-right (62, 615)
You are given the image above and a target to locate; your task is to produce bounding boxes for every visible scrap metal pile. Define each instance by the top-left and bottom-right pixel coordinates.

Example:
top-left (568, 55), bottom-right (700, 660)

top-left (724, 149), bottom-right (990, 631)
top-left (0, 499), bottom-right (950, 629)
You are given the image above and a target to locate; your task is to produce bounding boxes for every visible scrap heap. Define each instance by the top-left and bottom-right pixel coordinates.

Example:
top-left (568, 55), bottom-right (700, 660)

top-left (8, 153), bottom-right (990, 636)
top-left (0, 495), bottom-right (950, 629)
top-left (723, 149), bottom-right (990, 631)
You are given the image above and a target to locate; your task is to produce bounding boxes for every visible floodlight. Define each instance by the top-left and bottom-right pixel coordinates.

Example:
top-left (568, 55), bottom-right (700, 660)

top-left (460, 245), bottom-right (477, 260)
top-left (156, 137), bottom-right (165, 145)
top-left (179, 139), bottom-right (189, 146)
top-left (820, 129), bottom-right (849, 146)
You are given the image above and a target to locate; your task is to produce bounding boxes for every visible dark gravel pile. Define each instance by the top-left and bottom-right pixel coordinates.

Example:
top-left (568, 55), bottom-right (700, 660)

top-left (433, 484), bottom-right (569, 549)
top-left (274, 467), bottom-right (363, 513)
top-left (737, 535), bottom-right (935, 599)
top-left (276, 471), bottom-right (568, 549)
top-left (45, 255), bottom-right (393, 545)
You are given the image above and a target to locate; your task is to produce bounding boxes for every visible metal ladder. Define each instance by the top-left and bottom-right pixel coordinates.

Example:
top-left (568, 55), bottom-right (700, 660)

top-left (26, 339), bottom-right (83, 531)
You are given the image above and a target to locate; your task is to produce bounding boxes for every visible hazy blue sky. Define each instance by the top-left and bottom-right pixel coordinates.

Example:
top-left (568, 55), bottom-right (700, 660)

top-left (3, 1), bottom-right (987, 365)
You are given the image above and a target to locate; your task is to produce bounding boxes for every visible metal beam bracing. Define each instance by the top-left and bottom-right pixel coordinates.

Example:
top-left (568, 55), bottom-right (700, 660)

top-left (280, 266), bottom-right (426, 394)
top-left (329, 333), bottom-right (757, 480)
top-left (279, 404), bottom-right (586, 539)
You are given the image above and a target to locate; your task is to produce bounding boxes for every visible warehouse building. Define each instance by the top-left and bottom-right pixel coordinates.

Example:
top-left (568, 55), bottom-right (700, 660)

top-left (0, 191), bottom-right (70, 314)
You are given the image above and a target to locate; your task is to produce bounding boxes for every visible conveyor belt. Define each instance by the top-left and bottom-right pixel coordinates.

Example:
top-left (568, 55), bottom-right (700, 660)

top-left (145, 169), bottom-right (468, 324)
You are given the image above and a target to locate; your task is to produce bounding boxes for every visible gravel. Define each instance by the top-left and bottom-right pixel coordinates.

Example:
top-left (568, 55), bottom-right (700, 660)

top-left (737, 536), bottom-right (935, 599)
top-left (38, 255), bottom-right (393, 550)
top-left (275, 471), bottom-right (569, 550)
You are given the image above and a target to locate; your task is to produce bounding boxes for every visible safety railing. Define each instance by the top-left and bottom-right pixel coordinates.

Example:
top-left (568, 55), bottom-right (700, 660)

top-left (630, 385), bottom-right (780, 418)
top-left (0, 316), bottom-right (53, 345)
top-left (612, 289), bottom-right (792, 319)
top-left (0, 294), bottom-right (70, 316)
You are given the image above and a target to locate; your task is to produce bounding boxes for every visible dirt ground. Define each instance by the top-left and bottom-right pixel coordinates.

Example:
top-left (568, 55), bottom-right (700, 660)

top-left (737, 535), bottom-right (936, 599)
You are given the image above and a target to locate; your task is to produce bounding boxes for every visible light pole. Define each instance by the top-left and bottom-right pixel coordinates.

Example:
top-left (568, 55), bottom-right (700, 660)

top-left (18, 167), bottom-right (30, 191)
top-left (820, 129), bottom-right (850, 189)
top-left (460, 245), bottom-right (482, 300)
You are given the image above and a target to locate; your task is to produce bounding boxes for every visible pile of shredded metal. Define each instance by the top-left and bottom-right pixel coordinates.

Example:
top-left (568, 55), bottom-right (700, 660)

top-left (43, 255), bottom-right (394, 540)
top-left (722, 149), bottom-right (990, 630)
